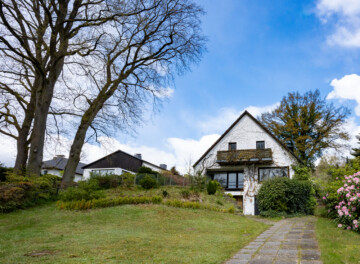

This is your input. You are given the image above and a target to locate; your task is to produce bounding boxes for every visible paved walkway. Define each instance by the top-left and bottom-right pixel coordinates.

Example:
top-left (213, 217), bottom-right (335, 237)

top-left (226, 217), bottom-right (322, 264)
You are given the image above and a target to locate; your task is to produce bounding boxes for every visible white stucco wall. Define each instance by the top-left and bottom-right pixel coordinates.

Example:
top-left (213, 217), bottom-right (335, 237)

top-left (83, 167), bottom-right (135, 179)
top-left (142, 161), bottom-right (163, 172)
top-left (41, 169), bottom-right (83, 182)
top-left (193, 113), bottom-right (298, 215)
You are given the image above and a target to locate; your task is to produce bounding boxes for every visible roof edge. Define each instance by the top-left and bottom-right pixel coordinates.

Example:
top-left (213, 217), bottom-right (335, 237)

top-left (192, 110), bottom-right (302, 168)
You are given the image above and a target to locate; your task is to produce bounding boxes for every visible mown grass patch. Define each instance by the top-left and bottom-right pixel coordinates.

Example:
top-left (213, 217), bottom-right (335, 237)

top-left (0, 203), bottom-right (268, 264)
top-left (316, 217), bottom-right (360, 264)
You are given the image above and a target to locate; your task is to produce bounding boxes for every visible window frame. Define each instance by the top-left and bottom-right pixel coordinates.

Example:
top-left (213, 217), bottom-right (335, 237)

top-left (228, 142), bottom-right (237, 151)
top-left (212, 171), bottom-right (245, 190)
top-left (256, 141), bottom-right (265, 149)
top-left (258, 166), bottom-right (289, 182)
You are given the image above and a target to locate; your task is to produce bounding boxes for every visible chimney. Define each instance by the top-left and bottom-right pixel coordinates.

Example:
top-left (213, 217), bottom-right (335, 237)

top-left (54, 154), bottom-right (65, 159)
top-left (134, 153), bottom-right (142, 160)
top-left (160, 164), bottom-right (167, 170)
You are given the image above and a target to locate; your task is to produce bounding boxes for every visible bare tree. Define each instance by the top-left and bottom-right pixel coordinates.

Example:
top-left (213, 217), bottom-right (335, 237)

top-left (0, 0), bottom-right (150, 175)
top-left (61, 0), bottom-right (206, 185)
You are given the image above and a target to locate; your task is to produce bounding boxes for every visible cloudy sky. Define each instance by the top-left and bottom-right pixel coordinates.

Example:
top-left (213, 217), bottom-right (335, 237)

top-left (1, 0), bottom-right (360, 173)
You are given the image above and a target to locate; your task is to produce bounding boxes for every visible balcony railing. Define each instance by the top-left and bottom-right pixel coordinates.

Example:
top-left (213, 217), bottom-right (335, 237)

top-left (216, 148), bottom-right (272, 165)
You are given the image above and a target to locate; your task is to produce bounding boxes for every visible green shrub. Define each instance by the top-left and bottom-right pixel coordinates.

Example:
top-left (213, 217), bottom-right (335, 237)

top-left (78, 179), bottom-right (101, 192)
top-left (58, 187), bottom-right (105, 201)
top-left (162, 190), bottom-right (169, 198)
top-left (257, 177), bottom-right (315, 215)
top-left (321, 179), bottom-right (346, 218)
top-left (0, 174), bottom-right (59, 213)
top-left (207, 180), bottom-right (219, 195)
top-left (190, 171), bottom-right (207, 191)
top-left (292, 165), bottom-right (311, 181)
top-left (257, 177), bottom-right (290, 212)
top-left (180, 189), bottom-right (191, 199)
top-left (57, 195), bottom-right (162, 210)
top-left (163, 199), bottom-right (234, 214)
top-left (137, 166), bottom-right (157, 174)
top-left (120, 172), bottom-right (135, 187)
top-left (216, 200), bottom-right (223, 206)
top-left (139, 175), bottom-right (158, 189)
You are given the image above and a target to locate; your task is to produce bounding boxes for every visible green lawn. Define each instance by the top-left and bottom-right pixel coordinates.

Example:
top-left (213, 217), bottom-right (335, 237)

top-left (316, 217), bottom-right (360, 264)
top-left (0, 203), bottom-right (268, 264)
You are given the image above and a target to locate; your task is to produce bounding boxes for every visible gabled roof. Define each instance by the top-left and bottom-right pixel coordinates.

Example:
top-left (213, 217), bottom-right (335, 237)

top-left (193, 110), bottom-right (302, 167)
top-left (42, 157), bottom-right (86, 175)
top-left (82, 149), bottom-right (164, 172)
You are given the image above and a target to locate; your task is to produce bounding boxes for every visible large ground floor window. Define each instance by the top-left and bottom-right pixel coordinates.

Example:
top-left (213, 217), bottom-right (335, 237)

top-left (258, 167), bottom-right (288, 182)
top-left (90, 169), bottom-right (115, 176)
top-left (213, 171), bottom-right (244, 190)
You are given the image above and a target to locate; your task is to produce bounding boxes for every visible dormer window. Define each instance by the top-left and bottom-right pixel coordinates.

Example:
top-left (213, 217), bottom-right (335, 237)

top-left (256, 141), bottom-right (265, 149)
top-left (229, 142), bottom-right (237, 150)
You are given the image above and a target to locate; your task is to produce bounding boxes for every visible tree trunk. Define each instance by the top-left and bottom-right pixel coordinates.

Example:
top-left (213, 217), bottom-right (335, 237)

top-left (27, 65), bottom-right (64, 175)
top-left (26, 82), bottom-right (51, 176)
top-left (13, 88), bottom-right (36, 175)
top-left (61, 90), bottom-right (111, 186)
top-left (61, 109), bottom-right (102, 186)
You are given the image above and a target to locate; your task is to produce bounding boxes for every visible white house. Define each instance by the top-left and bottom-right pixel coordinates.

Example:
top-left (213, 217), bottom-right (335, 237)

top-left (82, 150), bottom-right (167, 179)
top-left (193, 111), bottom-right (300, 215)
top-left (41, 155), bottom-right (85, 182)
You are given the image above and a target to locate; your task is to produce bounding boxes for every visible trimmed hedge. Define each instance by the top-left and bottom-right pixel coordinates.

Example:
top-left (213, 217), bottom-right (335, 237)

top-left (57, 196), bottom-right (163, 210)
top-left (57, 196), bottom-right (235, 214)
top-left (164, 199), bottom-right (235, 214)
top-left (257, 177), bottom-right (315, 215)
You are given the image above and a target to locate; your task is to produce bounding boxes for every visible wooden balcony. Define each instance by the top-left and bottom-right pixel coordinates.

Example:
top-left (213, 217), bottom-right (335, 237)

top-left (216, 148), bottom-right (273, 165)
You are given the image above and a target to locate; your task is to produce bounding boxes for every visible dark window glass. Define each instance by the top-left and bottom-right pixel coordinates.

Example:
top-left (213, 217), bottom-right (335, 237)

top-left (214, 171), bottom-right (244, 189)
top-left (228, 173), bottom-right (237, 188)
top-left (238, 172), bottom-right (245, 189)
top-left (229, 142), bottom-right (237, 150)
top-left (259, 167), bottom-right (288, 182)
top-left (256, 141), bottom-right (265, 149)
top-left (214, 173), bottom-right (227, 188)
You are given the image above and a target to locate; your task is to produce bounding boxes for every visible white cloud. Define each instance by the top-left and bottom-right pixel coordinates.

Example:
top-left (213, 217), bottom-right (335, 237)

top-left (0, 134), bottom-right (17, 167)
top-left (316, 0), bottom-right (360, 47)
top-left (196, 103), bottom-right (279, 134)
top-left (154, 87), bottom-right (174, 98)
top-left (166, 134), bottom-right (220, 173)
top-left (0, 132), bottom-right (219, 174)
top-left (327, 74), bottom-right (360, 115)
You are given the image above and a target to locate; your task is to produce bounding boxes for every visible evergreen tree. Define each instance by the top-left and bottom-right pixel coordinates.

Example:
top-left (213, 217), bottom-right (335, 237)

top-left (352, 134), bottom-right (360, 157)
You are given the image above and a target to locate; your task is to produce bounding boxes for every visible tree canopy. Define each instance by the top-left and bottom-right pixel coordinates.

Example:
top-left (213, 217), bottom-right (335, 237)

top-left (260, 90), bottom-right (350, 168)
top-left (352, 134), bottom-right (360, 157)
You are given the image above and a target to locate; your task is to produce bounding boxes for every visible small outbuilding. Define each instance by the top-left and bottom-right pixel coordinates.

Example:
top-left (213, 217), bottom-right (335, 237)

top-left (82, 150), bottom-right (167, 179)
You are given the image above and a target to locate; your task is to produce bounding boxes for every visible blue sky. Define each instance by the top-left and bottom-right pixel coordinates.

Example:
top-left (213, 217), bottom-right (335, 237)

top-left (1, 0), bottom-right (360, 172)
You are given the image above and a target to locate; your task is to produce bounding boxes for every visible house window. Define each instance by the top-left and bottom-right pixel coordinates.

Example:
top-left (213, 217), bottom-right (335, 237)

top-left (258, 167), bottom-right (288, 182)
top-left (256, 141), bottom-right (265, 149)
top-left (229, 142), bottom-right (237, 150)
top-left (214, 173), bottom-right (227, 188)
top-left (213, 171), bottom-right (244, 189)
top-left (90, 169), bottom-right (115, 176)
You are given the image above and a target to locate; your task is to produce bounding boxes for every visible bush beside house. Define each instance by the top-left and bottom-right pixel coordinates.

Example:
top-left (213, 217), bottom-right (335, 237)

top-left (257, 166), bottom-right (316, 217)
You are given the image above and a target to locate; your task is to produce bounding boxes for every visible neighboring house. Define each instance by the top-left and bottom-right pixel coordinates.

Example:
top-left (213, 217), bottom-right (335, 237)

top-left (41, 155), bottom-right (85, 182)
top-left (82, 150), bottom-right (167, 179)
top-left (193, 111), bottom-right (301, 215)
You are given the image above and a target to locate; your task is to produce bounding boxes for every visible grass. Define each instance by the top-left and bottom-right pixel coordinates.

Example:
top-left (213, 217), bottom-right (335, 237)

top-left (106, 186), bottom-right (237, 210)
top-left (316, 217), bottom-right (360, 264)
top-left (0, 203), bottom-right (268, 264)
